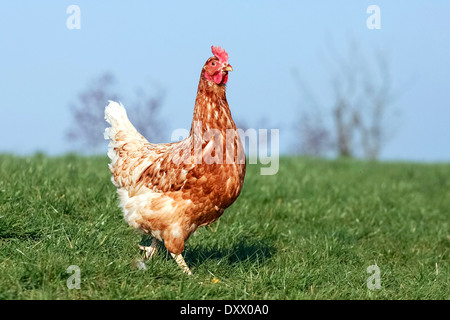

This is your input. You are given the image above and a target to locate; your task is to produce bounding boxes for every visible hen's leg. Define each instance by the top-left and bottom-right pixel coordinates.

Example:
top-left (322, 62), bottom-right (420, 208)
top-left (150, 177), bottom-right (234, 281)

top-left (138, 237), bottom-right (160, 260)
top-left (170, 253), bottom-right (193, 276)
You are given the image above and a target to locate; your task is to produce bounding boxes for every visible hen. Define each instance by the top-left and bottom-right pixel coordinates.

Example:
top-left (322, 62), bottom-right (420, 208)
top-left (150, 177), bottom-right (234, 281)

top-left (104, 46), bottom-right (246, 275)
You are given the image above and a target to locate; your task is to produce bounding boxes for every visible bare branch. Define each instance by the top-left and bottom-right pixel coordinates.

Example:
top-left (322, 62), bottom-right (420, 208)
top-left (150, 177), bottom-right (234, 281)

top-left (293, 39), bottom-right (400, 160)
top-left (66, 72), bottom-right (165, 153)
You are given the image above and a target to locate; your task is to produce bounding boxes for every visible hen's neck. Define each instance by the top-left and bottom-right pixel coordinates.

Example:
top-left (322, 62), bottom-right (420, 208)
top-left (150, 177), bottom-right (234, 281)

top-left (190, 77), bottom-right (236, 137)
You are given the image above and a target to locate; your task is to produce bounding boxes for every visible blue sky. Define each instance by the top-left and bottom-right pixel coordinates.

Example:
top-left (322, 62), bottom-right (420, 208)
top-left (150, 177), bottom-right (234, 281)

top-left (0, 1), bottom-right (449, 161)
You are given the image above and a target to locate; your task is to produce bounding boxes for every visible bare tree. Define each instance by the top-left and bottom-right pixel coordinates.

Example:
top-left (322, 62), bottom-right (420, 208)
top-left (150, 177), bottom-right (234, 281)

top-left (294, 111), bottom-right (332, 157)
top-left (291, 69), bottom-right (333, 157)
top-left (127, 86), bottom-right (165, 143)
top-left (329, 42), bottom-right (366, 158)
top-left (293, 40), bottom-right (399, 159)
top-left (356, 53), bottom-right (396, 159)
top-left (66, 72), bottom-right (165, 153)
top-left (66, 73), bottom-right (118, 152)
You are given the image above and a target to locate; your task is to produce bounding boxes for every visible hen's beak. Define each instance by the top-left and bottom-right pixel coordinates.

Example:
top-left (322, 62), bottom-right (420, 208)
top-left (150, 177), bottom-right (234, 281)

top-left (223, 64), bottom-right (233, 72)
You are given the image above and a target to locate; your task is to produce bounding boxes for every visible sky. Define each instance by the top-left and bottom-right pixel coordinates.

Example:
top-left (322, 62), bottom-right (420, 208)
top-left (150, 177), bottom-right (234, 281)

top-left (0, 1), bottom-right (449, 162)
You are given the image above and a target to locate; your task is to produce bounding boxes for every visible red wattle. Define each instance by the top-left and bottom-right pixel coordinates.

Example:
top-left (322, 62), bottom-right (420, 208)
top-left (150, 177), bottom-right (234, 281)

top-left (205, 72), bottom-right (227, 85)
top-left (222, 73), bottom-right (228, 84)
top-left (213, 73), bottom-right (223, 84)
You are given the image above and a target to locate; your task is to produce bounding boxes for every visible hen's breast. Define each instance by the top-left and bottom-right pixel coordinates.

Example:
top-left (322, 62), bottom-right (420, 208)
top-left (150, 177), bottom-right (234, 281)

top-left (179, 161), bottom-right (245, 227)
top-left (183, 120), bottom-right (246, 221)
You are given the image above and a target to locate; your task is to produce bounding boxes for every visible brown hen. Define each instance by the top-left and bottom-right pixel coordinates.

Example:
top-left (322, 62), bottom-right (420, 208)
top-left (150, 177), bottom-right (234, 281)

top-left (104, 46), bottom-right (246, 275)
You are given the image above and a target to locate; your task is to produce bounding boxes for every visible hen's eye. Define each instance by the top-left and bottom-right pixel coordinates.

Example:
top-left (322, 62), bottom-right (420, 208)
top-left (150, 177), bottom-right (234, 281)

top-left (211, 61), bottom-right (216, 66)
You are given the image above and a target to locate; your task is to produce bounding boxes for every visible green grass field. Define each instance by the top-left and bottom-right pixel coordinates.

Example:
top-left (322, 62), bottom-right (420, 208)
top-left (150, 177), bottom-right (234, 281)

top-left (0, 154), bottom-right (448, 299)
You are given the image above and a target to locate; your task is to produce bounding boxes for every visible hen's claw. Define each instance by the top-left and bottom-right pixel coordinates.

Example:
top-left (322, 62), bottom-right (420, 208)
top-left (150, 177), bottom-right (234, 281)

top-left (171, 252), bottom-right (193, 276)
top-left (139, 237), bottom-right (160, 260)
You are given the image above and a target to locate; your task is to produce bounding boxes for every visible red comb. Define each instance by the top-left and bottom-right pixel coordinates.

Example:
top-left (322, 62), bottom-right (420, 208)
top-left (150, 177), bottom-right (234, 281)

top-left (211, 46), bottom-right (229, 64)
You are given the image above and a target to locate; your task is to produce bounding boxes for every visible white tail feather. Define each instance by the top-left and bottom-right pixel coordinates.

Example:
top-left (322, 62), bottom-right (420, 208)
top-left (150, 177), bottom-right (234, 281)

top-left (104, 100), bottom-right (136, 137)
top-left (104, 100), bottom-right (152, 187)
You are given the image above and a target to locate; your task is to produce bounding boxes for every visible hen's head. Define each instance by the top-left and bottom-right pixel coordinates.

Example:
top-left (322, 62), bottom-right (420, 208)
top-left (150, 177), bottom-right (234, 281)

top-left (203, 46), bottom-right (233, 85)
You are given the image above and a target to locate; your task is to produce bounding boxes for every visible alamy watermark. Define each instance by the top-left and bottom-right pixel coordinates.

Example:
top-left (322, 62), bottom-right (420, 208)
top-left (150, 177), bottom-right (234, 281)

top-left (66, 265), bottom-right (81, 289)
top-left (366, 5), bottom-right (381, 30)
top-left (366, 264), bottom-right (381, 290)
top-left (66, 5), bottom-right (81, 30)
top-left (170, 123), bottom-right (279, 175)
top-left (67, 5), bottom-right (381, 31)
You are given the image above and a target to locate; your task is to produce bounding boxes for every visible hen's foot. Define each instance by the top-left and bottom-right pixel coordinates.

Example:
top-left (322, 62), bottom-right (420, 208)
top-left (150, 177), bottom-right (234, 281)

top-left (138, 237), bottom-right (160, 260)
top-left (171, 252), bottom-right (193, 276)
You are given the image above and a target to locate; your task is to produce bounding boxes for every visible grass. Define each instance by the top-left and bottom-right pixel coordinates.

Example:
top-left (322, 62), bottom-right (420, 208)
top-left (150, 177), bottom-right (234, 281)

top-left (0, 153), bottom-right (448, 299)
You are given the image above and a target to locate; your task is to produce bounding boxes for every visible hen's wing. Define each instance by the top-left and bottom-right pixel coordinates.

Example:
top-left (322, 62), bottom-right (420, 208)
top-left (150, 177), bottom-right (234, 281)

top-left (105, 101), bottom-right (199, 196)
top-left (136, 138), bottom-right (196, 193)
